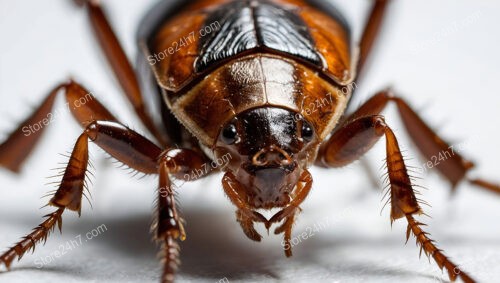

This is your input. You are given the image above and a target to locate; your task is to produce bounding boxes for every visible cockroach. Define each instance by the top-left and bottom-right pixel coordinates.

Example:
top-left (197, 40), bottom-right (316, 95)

top-left (1, 0), bottom-right (499, 282)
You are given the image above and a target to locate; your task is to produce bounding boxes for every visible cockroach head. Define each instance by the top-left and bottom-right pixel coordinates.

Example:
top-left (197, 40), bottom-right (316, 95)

top-left (214, 106), bottom-right (319, 208)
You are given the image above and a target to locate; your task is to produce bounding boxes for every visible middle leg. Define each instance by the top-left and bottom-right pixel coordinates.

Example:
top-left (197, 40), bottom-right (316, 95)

top-left (155, 149), bottom-right (209, 283)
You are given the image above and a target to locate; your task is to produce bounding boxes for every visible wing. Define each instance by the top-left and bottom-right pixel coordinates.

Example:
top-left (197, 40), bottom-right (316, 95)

top-left (138, 0), bottom-right (353, 93)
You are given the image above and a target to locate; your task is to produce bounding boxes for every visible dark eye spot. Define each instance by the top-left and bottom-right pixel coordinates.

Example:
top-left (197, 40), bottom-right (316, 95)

top-left (221, 123), bottom-right (238, 144)
top-left (301, 121), bottom-right (314, 142)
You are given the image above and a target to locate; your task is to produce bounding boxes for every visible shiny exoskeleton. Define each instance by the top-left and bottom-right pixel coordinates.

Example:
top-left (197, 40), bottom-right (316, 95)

top-left (138, 0), bottom-right (353, 211)
top-left (1, 1), bottom-right (499, 282)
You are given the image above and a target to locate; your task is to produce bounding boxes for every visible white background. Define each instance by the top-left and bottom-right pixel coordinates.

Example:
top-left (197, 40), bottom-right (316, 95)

top-left (1, 0), bottom-right (500, 282)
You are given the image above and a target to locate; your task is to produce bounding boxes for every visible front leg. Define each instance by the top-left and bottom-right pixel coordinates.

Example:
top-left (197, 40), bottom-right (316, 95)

top-left (318, 115), bottom-right (475, 283)
top-left (155, 149), bottom-right (209, 283)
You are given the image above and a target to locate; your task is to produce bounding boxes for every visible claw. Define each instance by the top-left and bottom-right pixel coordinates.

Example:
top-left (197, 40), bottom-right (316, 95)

top-left (251, 211), bottom-right (267, 223)
top-left (244, 226), bottom-right (263, 242)
top-left (264, 220), bottom-right (272, 231)
top-left (236, 210), bottom-right (265, 242)
top-left (0, 258), bottom-right (10, 271)
top-left (269, 206), bottom-right (296, 226)
top-left (269, 209), bottom-right (285, 225)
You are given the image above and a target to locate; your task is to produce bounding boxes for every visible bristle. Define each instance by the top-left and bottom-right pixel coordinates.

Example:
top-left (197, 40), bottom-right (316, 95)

top-left (158, 237), bottom-right (181, 283)
top-left (82, 192), bottom-right (93, 209)
top-left (0, 208), bottom-right (65, 271)
top-left (405, 214), bottom-right (475, 283)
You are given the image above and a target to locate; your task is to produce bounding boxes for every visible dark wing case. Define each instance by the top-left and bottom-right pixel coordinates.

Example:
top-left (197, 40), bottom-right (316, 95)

top-left (137, 0), bottom-right (353, 93)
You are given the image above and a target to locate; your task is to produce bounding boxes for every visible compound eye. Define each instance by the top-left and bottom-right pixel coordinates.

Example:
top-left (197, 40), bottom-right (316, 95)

top-left (301, 121), bottom-right (314, 142)
top-left (221, 123), bottom-right (238, 144)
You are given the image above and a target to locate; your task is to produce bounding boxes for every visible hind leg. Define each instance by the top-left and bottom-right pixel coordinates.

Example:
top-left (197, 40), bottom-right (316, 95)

top-left (334, 89), bottom-right (500, 195)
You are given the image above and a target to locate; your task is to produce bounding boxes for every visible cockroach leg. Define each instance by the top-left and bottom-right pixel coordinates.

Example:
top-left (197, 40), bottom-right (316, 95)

top-left (317, 115), bottom-right (385, 168)
top-left (49, 133), bottom-right (91, 215)
top-left (0, 83), bottom-right (65, 172)
top-left (154, 149), bottom-right (209, 283)
top-left (0, 80), bottom-right (117, 173)
top-left (1, 131), bottom-right (90, 269)
top-left (0, 208), bottom-right (64, 270)
top-left (318, 115), bottom-right (476, 282)
top-left (75, 0), bottom-right (167, 146)
top-left (157, 159), bottom-right (185, 241)
top-left (0, 79), bottom-right (207, 279)
top-left (155, 149), bottom-right (209, 241)
top-left (348, 90), bottom-right (500, 195)
top-left (222, 172), bottom-right (268, 242)
top-left (357, 0), bottom-right (391, 78)
top-left (406, 215), bottom-right (475, 283)
top-left (156, 156), bottom-right (183, 283)
top-left (0, 120), bottom-right (162, 271)
top-left (468, 179), bottom-right (500, 195)
top-left (158, 236), bottom-right (180, 283)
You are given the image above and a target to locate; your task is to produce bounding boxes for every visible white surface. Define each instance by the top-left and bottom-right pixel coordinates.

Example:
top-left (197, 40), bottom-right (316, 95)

top-left (1, 0), bottom-right (500, 282)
